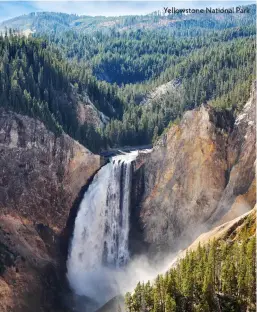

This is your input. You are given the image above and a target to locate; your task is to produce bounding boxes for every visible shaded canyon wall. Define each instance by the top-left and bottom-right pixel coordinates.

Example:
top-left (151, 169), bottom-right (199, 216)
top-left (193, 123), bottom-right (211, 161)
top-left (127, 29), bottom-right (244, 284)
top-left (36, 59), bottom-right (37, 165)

top-left (0, 109), bottom-right (101, 312)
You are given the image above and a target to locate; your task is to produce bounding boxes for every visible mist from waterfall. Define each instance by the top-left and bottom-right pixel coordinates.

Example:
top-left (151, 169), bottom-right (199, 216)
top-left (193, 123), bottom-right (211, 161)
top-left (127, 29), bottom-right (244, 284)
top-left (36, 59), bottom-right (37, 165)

top-left (67, 151), bottom-right (138, 310)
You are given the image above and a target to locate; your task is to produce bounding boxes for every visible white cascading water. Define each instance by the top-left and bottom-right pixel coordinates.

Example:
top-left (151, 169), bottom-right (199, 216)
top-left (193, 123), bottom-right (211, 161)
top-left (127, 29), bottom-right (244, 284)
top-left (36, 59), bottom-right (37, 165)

top-left (67, 151), bottom-right (138, 310)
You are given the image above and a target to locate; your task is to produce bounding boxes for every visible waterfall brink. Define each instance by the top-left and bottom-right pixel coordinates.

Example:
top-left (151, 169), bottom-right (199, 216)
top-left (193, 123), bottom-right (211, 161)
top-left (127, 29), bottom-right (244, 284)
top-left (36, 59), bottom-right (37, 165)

top-left (67, 151), bottom-right (138, 310)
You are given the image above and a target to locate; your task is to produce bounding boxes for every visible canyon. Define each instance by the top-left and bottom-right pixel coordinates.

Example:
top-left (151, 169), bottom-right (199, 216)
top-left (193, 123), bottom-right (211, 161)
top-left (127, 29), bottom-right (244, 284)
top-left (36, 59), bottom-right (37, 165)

top-left (0, 85), bottom-right (255, 312)
top-left (131, 84), bottom-right (255, 255)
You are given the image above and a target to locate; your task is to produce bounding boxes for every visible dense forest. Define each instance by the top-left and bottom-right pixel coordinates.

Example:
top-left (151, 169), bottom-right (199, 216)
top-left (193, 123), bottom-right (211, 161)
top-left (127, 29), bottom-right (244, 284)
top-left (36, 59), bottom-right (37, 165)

top-left (0, 4), bottom-right (256, 151)
top-left (0, 31), bottom-right (123, 152)
top-left (37, 8), bottom-right (256, 148)
top-left (125, 213), bottom-right (256, 312)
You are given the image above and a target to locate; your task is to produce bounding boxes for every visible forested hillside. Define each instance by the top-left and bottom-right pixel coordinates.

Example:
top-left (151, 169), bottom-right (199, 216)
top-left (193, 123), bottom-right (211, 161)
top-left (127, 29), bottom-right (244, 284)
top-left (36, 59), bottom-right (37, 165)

top-left (0, 31), bottom-right (124, 152)
top-left (125, 211), bottom-right (256, 312)
top-left (0, 4), bottom-right (256, 151)
top-left (1, 5), bottom-right (255, 35)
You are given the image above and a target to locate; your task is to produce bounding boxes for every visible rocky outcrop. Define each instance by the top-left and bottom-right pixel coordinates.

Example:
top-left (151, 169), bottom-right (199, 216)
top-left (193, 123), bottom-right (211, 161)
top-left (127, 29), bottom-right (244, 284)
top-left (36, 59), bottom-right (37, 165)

top-left (140, 80), bottom-right (181, 106)
top-left (0, 109), bottom-right (100, 231)
top-left (210, 86), bottom-right (256, 225)
top-left (76, 91), bottom-right (109, 129)
top-left (0, 109), bottom-right (101, 312)
top-left (131, 88), bottom-right (256, 254)
top-left (0, 214), bottom-right (64, 312)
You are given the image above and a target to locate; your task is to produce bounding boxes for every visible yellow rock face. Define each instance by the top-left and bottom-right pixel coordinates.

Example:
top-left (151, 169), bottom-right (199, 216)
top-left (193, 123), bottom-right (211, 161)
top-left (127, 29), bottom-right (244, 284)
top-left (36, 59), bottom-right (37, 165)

top-left (133, 89), bottom-right (255, 253)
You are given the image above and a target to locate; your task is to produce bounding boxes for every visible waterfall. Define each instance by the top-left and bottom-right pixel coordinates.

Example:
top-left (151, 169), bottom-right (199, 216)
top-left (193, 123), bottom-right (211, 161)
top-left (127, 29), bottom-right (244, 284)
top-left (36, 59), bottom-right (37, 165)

top-left (67, 151), bottom-right (138, 309)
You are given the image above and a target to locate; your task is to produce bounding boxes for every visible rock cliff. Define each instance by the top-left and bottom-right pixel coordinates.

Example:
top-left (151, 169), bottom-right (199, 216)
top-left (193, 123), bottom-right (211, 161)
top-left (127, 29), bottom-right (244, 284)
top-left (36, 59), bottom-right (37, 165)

top-left (131, 87), bottom-right (256, 254)
top-left (211, 88), bottom-right (256, 225)
top-left (0, 109), bottom-right (101, 312)
top-left (0, 86), bottom-right (255, 310)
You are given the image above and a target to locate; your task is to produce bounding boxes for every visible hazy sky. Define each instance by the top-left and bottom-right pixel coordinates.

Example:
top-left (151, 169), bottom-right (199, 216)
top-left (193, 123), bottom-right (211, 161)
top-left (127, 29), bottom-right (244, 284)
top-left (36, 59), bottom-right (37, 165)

top-left (0, 1), bottom-right (255, 22)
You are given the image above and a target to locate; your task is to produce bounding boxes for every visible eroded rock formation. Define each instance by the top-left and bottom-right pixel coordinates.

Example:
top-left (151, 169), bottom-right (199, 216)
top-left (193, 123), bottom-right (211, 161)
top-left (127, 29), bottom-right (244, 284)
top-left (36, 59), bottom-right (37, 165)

top-left (0, 109), bottom-right (101, 312)
top-left (131, 87), bottom-right (256, 254)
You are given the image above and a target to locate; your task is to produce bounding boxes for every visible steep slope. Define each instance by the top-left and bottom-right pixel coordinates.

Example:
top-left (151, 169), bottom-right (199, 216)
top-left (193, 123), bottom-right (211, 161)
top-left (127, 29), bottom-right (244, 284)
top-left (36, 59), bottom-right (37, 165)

top-left (210, 85), bottom-right (256, 225)
top-left (131, 86), bottom-right (255, 254)
top-left (0, 109), bottom-right (100, 231)
top-left (99, 209), bottom-right (256, 312)
top-left (0, 34), bottom-right (120, 153)
top-left (0, 109), bottom-right (101, 312)
top-left (126, 208), bottom-right (256, 312)
top-left (181, 207), bottom-right (256, 256)
top-left (1, 13), bottom-right (255, 150)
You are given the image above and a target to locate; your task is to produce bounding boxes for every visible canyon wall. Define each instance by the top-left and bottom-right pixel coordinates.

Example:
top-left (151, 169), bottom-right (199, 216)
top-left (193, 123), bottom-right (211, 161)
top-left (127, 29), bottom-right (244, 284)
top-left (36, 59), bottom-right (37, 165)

top-left (0, 86), bottom-right (255, 311)
top-left (0, 109), bottom-right (101, 312)
top-left (131, 86), bottom-right (256, 254)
